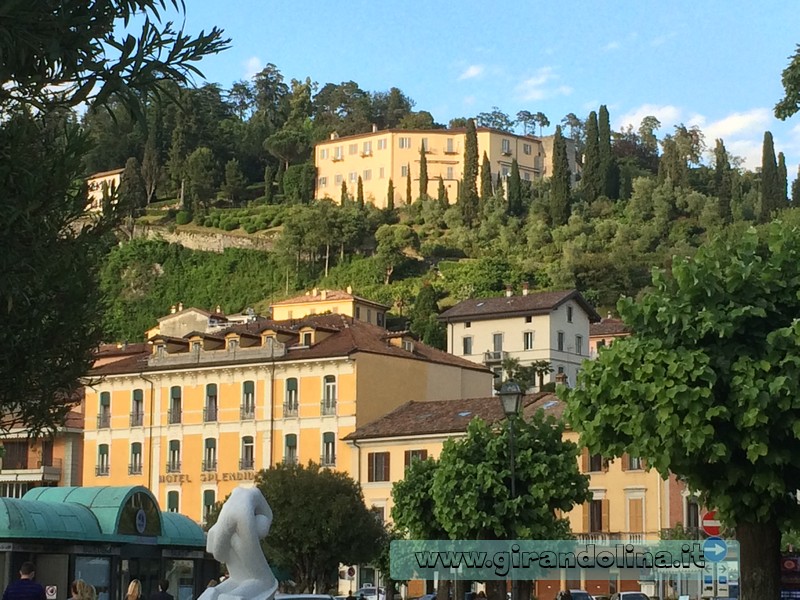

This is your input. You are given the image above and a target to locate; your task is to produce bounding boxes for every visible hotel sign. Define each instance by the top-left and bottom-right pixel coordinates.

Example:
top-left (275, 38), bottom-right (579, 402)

top-left (159, 471), bottom-right (256, 484)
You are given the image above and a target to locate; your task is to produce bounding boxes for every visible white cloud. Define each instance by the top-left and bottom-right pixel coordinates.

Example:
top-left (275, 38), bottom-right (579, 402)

top-left (651, 32), bottom-right (676, 47)
top-left (515, 67), bottom-right (572, 101)
top-left (603, 41), bottom-right (621, 51)
top-left (244, 56), bottom-right (262, 79)
top-left (463, 96), bottom-right (476, 106)
top-left (616, 104), bottom-right (683, 130)
top-left (458, 65), bottom-right (485, 81)
top-left (703, 108), bottom-right (772, 142)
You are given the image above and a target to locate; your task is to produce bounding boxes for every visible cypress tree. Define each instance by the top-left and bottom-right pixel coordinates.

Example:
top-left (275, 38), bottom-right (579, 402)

top-left (598, 105), bottom-right (619, 199)
top-left (778, 151), bottom-right (788, 205)
top-left (713, 139), bottom-right (732, 224)
top-left (507, 159), bottom-right (522, 216)
top-left (550, 125), bottom-right (571, 226)
top-left (406, 163), bottom-right (412, 205)
top-left (419, 145), bottom-right (428, 199)
top-left (340, 180), bottom-right (348, 205)
top-left (582, 111), bottom-right (601, 202)
top-left (264, 165), bottom-right (275, 204)
top-left (460, 118), bottom-right (479, 226)
top-left (437, 176), bottom-right (448, 210)
top-left (276, 160), bottom-right (286, 195)
top-left (760, 131), bottom-right (779, 222)
top-left (793, 166), bottom-right (800, 205)
top-left (658, 137), bottom-right (687, 187)
top-left (480, 152), bottom-right (493, 204)
top-left (357, 176), bottom-right (365, 208)
top-left (387, 179), bottom-right (395, 211)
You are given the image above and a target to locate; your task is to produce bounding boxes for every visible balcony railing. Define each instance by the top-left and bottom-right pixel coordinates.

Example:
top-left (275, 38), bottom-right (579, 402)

top-left (240, 405), bottom-right (256, 420)
top-left (483, 350), bottom-right (508, 364)
top-left (575, 532), bottom-right (658, 544)
top-left (166, 461), bottom-right (181, 473)
top-left (97, 413), bottom-right (111, 428)
top-left (168, 409), bottom-right (182, 424)
top-left (321, 398), bottom-right (337, 416)
top-left (128, 463), bottom-right (143, 475)
top-left (282, 455), bottom-right (298, 466)
top-left (239, 458), bottom-right (255, 470)
top-left (283, 402), bottom-right (298, 417)
top-left (96, 464), bottom-right (110, 477)
top-left (202, 459), bottom-right (217, 472)
top-left (203, 406), bottom-right (218, 422)
top-left (321, 454), bottom-right (336, 467)
top-left (130, 411), bottom-right (144, 427)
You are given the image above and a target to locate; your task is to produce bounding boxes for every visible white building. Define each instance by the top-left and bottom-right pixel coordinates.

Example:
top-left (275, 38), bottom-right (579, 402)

top-left (438, 287), bottom-right (600, 389)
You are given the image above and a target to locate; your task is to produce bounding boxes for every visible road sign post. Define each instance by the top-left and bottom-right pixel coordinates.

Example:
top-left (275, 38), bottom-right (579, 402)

top-left (701, 511), bottom-right (721, 537)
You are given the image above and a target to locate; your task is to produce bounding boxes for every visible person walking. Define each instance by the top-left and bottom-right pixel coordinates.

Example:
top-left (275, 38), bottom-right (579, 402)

top-left (71, 580), bottom-right (96, 600)
top-left (124, 580), bottom-right (142, 600)
top-left (148, 579), bottom-right (173, 600)
top-left (2, 562), bottom-right (46, 600)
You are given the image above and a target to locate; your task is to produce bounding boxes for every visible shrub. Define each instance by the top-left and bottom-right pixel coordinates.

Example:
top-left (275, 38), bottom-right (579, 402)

top-left (175, 210), bottom-right (193, 225)
top-left (203, 217), bottom-right (214, 227)
top-left (222, 218), bottom-right (240, 231)
top-left (244, 223), bottom-right (258, 234)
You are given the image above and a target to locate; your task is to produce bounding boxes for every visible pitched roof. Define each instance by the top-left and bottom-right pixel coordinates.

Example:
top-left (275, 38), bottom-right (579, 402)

top-left (590, 318), bottom-right (631, 337)
top-left (342, 392), bottom-right (565, 441)
top-left (438, 289), bottom-right (601, 322)
top-left (271, 289), bottom-right (389, 309)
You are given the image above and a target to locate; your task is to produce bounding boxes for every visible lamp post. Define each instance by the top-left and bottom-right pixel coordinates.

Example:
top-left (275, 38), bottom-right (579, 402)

top-left (498, 381), bottom-right (523, 600)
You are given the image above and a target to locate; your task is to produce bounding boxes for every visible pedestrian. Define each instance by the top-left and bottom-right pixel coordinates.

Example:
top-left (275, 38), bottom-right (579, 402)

top-left (71, 580), bottom-right (96, 600)
top-left (148, 579), bottom-right (173, 600)
top-left (124, 580), bottom-right (142, 600)
top-left (2, 562), bottom-right (45, 600)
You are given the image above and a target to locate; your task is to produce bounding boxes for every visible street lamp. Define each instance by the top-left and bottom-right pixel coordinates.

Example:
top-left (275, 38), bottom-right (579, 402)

top-left (498, 381), bottom-right (523, 498)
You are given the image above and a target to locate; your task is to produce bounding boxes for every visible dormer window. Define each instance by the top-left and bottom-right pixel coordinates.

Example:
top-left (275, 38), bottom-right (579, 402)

top-left (191, 341), bottom-right (201, 352)
top-left (228, 339), bottom-right (239, 351)
top-left (403, 340), bottom-right (414, 352)
top-left (155, 345), bottom-right (165, 358)
top-left (302, 332), bottom-right (312, 346)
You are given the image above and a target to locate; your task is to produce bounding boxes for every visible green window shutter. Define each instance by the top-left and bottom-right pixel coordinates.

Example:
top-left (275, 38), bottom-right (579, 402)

top-left (205, 438), bottom-right (216, 450)
top-left (286, 434), bottom-right (297, 448)
top-left (132, 389), bottom-right (143, 402)
top-left (323, 432), bottom-right (335, 443)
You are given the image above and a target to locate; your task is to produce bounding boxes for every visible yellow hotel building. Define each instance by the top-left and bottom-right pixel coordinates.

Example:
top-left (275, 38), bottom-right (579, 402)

top-left (82, 295), bottom-right (493, 527)
top-left (314, 127), bottom-right (579, 209)
top-left (345, 394), bottom-right (699, 599)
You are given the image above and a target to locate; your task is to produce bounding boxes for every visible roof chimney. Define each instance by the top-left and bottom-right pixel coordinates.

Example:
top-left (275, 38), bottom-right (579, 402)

top-left (312, 287), bottom-right (319, 297)
top-left (522, 282), bottom-right (529, 296)
top-left (321, 290), bottom-right (327, 300)
top-left (346, 285), bottom-right (353, 295)
top-left (177, 302), bottom-right (183, 312)
top-left (216, 304), bottom-right (222, 314)
top-left (170, 304), bottom-right (177, 314)
top-left (505, 284), bottom-right (513, 298)
top-left (372, 123), bottom-right (378, 133)
top-left (330, 132), bottom-right (339, 140)
top-left (607, 311), bottom-right (613, 320)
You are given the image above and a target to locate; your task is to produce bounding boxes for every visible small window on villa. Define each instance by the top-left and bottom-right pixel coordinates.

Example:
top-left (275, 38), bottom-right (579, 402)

top-left (355, 307), bottom-right (361, 319)
top-left (302, 332), bottom-right (312, 346)
top-left (462, 336), bottom-right (473, 355)
top-left (167, 491), bottom-right (179, 513)
top-left (557, 331), bottom-right (565, 352)
top-left (229, 339), bottom-right (239, 350)
top-left (589, 453), bottom-right (604, 472)
top-left (567, 306), bottom-right (574, 323)
top-left (192, 341), bottom-right (201, 352)
top-left (523, 331), bottom-right (534, 351)
top-left (525, 315), bottom-right (532, 323)
top-left (465, 321), bottom-right (471, 328)
top-left (377, 312), bottom-right (384, 327)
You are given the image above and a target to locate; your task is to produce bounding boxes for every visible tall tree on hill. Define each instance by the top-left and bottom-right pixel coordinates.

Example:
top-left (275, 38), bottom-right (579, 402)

top-left (507, 159), bottom-right (522, 217)
top-left (223, 159), bottom-right (247, 205)
top-left (598, 105), bottom-right (619, 199)
top-left (550, 125), bottom-right (571, 226)
top-left (581, 111), bottom-right (601, 202)
top-left (118, 157), bottom-right (147, 239)
top-left (714, 139), bottom-right (733, 224)
top-left (561, 112), bottom-right (585, 154)
top-left (141, 132), bottom-right (160, 205)
top-left (387, 179), bottom-right (395, 211)
top-left (778, 151), bottom-right (788, 205)
top-left (533, 111), bottom-right (550, 137)
top-left (793, 166), bottom-right (800, 205)
top-left (340, 180), bottom-right (349, 206)
top-left (495, 172), bottom-right (504, 198)
top-left (760, 131), bottom-right (780, 222)
top-left (419, 145), bottom-right (429, 199)
top-left (515, 110), bottom-right (535, 135)
top-left (185, 147), bottom-right (218, 216)
top-left (658, 137), bottom-right (687, 187)
top-left (406, 163), bottom-right (412, 205)
top-left (357, 176), bottom-right (365, 209)
top-left (264, 165), bottom-right (275, 204)
top-left (437, 176), bottom-right (448, 210)
top-left (461, 119), bottom-right (479, 226)
top-left (480, 152), bottom-right (493, 205)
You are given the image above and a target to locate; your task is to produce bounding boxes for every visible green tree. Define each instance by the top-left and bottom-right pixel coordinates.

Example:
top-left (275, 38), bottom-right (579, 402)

top-left (561, 112), bottom-right (585, 154)
top-left (658, 136), bottom-right (687, 187)
top-left (714, 139), bottom-right (733, 223)
top-left (515, 110), bottom-right (535, 135)
top-left (340, 180), bottom-right (349, 206)
top-left (476, 107), bottom-right (514, 132)
top-left (793, 166), bottom-right (800, 205)
top-left (779, 151), bottom-right (788, 205)
top-left (375, 224), bottom-right (418, 284)
top-left (283, 163), bottom-right (316, 204)
top-left (461, 118), bottom-right (480, 226)
top-left (581, 111), bottom-right (601, 202)
top-left (507, 159), bottom-right (522, 216)
top-left (550, 125), bottom-right (571, 226)
top-left (387, 178), bottom-right (395, 211)
top-left (357, 175), bottom-right (365, 209)
top-left (409, 284), bottom-right (446, 349)
top-left (419, 144), bottom-right (428, 199)
top-left (185, 147), bottom-right (218, 215)
top-left (264, 165), bottom-right (275, 204)
top-left (223, 159), bottom-right (247, 205)
top-left (533, 111), bottom-right (550, 137)
top-left (775, 44), bottom-right (800, 119)
top-left (638, 115), bottom-right (662, 155)
top-left (119, 157), bottom-right (147, 217)
top-left (141, 132), bottom-right (160, 205)
top-left (406, 163), bottom-right (412, 205)
top-left (760, 131), bottom-right (780, 222)
top-left (563, 222), bottom-right (800, 599)
top-left (480, 152), bottom-right (493, 205)
top-left (437, 176), bottom-right (448, 210)
top-left (598, 105), bottom-right (619, 199)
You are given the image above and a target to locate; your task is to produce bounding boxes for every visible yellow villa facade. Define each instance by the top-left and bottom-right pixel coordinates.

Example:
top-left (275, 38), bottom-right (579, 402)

top-left (82, 300), bottom-right (493, 527)
top-left (270, 286), bottom-right (389, 327)
top-left (86, 168), bottom-right (124, 212)
top-left (314, 127), bottom-right (579, 209)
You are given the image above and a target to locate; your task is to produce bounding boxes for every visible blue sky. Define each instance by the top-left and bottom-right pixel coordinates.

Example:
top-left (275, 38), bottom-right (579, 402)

top-left (178, 1), bottom-right (800, 176)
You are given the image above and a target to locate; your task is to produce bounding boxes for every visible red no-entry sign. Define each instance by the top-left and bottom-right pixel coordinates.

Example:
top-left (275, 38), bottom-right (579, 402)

top-left (702, 510), bottom-right (721, 536)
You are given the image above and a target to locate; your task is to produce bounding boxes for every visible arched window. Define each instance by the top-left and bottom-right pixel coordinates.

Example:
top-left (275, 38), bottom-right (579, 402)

top-left (97, 444), bottom-right (109, 476)
top-left (131, 389), bottom-right (144, 427)
top-left (241, 381), bottom-right (255, 419)
top-left (203, 438), bottom-right (217, 472)
top-left (241, 436), bottom-right (255, 470)
top-left (284, 434), bottom-right (297, 464)
top-left (168, 440), bottom-right (181, 472)
top-left (205, 384), bottom-right (218, 422)
top-left (322, 432), bottom-right (336, 467)
top-left (284, 378), bottom-right (298, 415)
top-left (169, 386), bottom-right (182, 424)
top-left (129, 443), bottom-right (142, 475)
top-left (322, 376), bottom-right (337, 415)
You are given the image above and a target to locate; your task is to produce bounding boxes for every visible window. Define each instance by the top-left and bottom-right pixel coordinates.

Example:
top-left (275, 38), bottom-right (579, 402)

top-left (493, 333), bottom-right (503, 352)
top-left (525, 315), bottom-right (532, 323)
top-left (596, 339), bottom-right (607, 350)
top-left (203, 438), bottom-right (217, 472)
top-left (241, 380), bottom-right (255, 419)
top-left (131, 389), bottom-right (144, 427)
top-left (129, 443), bottom-right (142, 475)
top-left (169, 386), bottom-right (181, 424)
top-left (523, 143), bottom-right (532, 155)
top-left (203, 490), bottom-right (216, 523)
top-left (318, 176), bottom-right (327, 187)
top-left (462, 336), bottom-right (473, 355)
top-left (363, 169), bottom-right (372, 181)
top-left (322, 375), bottom-right (337, 415)
top-left (367, 308), bottom-right (372, 322)
top-left (590, 499), bottom-right (604, 532)
top-left (322, 432), bottom-right (336, 466)
top-left (502, 166), bottom-right (510, 178)
top-left (465, 321), bottom-right (471, 328)
top-left (628, 497), bottom-right (644, 533)
top-left (628, 455), bottom-right (643, 470)
top-left (421, 138), bottom-right (429, 151)
top-left (335, 146), bottom-right (344, 160)
top-left (575, 335), bottom-right (583, 355)
top-left (377, 312), bottom-right (385, 327)
top-left (557, 331), bottom-right (565, 352)
top-left (446, 166), bottom-right (454, 180)
top-left (404, 449), bottom-right (428, 468)
top-left (228, 338), bottom-right (239, 351)
top-left (349, 171), bottom-right (357, 182)
top-left (98, 391), bottom-right (111, 428)
top-left (589, 453), bottom-right (603, 472)
top-left (349, 143), bottom-right (358, 155)
top-left (446, 138), bottom-right (455, 153)
top-left (523, 331), bottom-right (534, 351)
top-left (363, 141), bottom-right (372, 155)
top-left (320, 148), bottom-right (329, 160)
top-left (97, 444), bottom-right (109, 476)
top-left (401, 165), bottom-right (408, 177)
top-left (377, 138), bottom-right (387, 150)
top-left (523, 171), bottom-right (530, 181)
top-left (355, 306), bottom-right (361, 319)
top-left (502, 139), bottom-right (511, 154)
top-left (302, 332), bottom-right (312, 346)
top-left (335, 174), bottom-right (343, 184)
top-left (285, 378), bottom-right (298, 414)
top-left (41, 440), bottom-right (53, 467)
top-left (379, 167), bottom-right (385, 179)
top-left (205, 383), bottom-right (218, 422)
top-left (167, 440), bottom-right (181, 473)
top-left (399, 137), bottom-right (411, 149)
top-left (687, 500), bottom-right (700, 530)
top-left (368, 452), bottom-right (390, 482)
top-left (241, 436), bottom-right (255, 470)
top-left (372, 506), bottom-right (385, 524)
top-left (567, 305), bottom-right (574, 323)
top-left (3, 441), bottom-right (27, 470)
top-left (191, 341), bottom-right (201, 352)
top-left (167, 491), bottom-right (179, 513)
top-left (284, 434), bottom-right (298, 464)
top-left (492, 367), bottom-right (502, 386)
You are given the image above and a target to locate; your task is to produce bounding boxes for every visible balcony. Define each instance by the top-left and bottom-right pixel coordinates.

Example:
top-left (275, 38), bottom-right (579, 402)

top-left (128, 463), bottom-right (143, 475)
top-left (240, 405), bottom-right (256, 420)
top-left (283, 402), bottom-right (298, 417)
top-left (202, 459), bottom-right (217, 472)
top-left (130, 411), bottom-right (144, 427)
top-left (97, 413), bottom-right (111, 429)
top-left (321, 398), bottom-right (337, 416)
top-left (0, 458), bottom-right (63, 483)
top-left (168, 409), bottom-right (182, 425)
top-left (96, 464), bottom-right (110, 477)
top-left (483, 350), bottom-right (508, 365)
top-left (239, 458), bottom-right (255, 470)
top-left (203, 406), bottom-right (218, 422)
top-left (166, 461), bottom-right (181, 473)
top-left (575, 532), bottom-right (622, 543)
top-left (321, 454), bottom-right (336, 467)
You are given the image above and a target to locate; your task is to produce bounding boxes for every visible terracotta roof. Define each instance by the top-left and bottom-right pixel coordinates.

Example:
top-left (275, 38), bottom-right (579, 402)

top-left (439, 289), bottom-right (601, 322)
top-left (590, 318), bottom-right (631, 337)
top-left (156, 307), bottom-right (227, 323)
top-left (315, 127), bottom-right (540, 145)
top-left (91, 313), bottom-right (488, 376)
top-left (86, 168), bottom-right (124, 179)
top-left (271, 289), bottom-right (389, 309)
top-left (95, 343), bottom-right (149, 357)
top-left (343, 392), bottom-right (565, 441)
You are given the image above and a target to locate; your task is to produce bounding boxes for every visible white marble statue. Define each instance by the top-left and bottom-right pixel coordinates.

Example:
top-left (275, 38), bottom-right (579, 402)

top-left (197, 486), bottom-right (279, 600)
